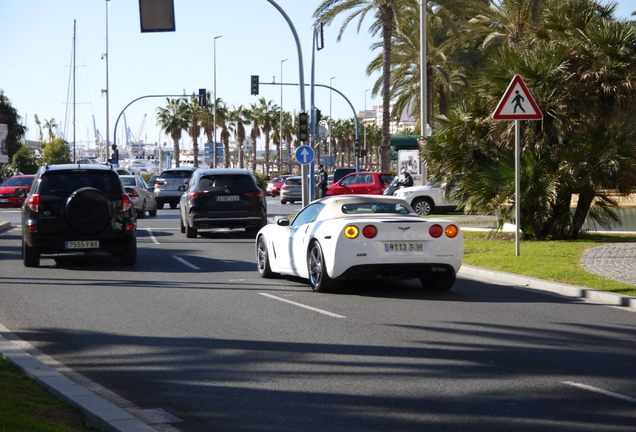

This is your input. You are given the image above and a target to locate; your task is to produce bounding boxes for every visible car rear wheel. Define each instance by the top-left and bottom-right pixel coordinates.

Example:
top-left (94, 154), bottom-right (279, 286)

top-left (157, 202), bottom-right (165, 209)
top-left (179, 215), bottom-right (186, 233)
top-left (281, 199), bottom-right (287, 204)
top-left (412, 197), bottom-right (434, 216)
top-left (170, 203), bottom-right (177, 209)
top-left (256, 235), bottom-right (276, 278)
top-left (119, 239), bottom-right (137, 266)
top-left (307, 241), bottom-right (337, 293)
top-left (148, 204), bottom-right (157, 217)
top-left (186, 220), bottom-right (197, 238)
top-left (22, 237), bottom-right (40, 268)
top-left (137, 200), bottom-right (146, 219)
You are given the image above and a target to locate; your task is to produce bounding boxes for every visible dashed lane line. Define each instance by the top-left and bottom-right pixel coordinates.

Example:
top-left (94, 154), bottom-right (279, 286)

top-left (259, 293), bottom-right (346, 318)
top-left (171, 255), bottom-right (200, 270)
top-left (562, 381), bottom-right (636, 404)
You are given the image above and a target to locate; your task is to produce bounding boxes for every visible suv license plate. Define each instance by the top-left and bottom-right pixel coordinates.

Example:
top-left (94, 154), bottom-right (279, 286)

top-left (217, 195), bottom-right (239, 202)
top-left (66, 240), bottom-right (100, 249)
top-left (384, 242), bottom-right (423, 253)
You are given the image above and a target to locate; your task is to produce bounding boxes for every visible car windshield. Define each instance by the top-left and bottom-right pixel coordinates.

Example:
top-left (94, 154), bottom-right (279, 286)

top-left (161, 171), bottom-right (193, 179)
top-left (1, 176), bottom-right (34, 187)
top-left (341, 202), bottom-right (411, 215)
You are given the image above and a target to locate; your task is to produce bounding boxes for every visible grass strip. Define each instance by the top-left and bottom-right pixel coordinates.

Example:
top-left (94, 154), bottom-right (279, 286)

top-left (463, 231), bottom-right (636, 297)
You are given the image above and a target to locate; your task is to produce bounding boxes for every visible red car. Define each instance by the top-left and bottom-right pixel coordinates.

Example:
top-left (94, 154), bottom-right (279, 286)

top-left (0, 175), bottom-right (35, 207)
top-left (326, 172), bottom-right (393, 196)
top-left (269, 174), bottom-right (295, 197)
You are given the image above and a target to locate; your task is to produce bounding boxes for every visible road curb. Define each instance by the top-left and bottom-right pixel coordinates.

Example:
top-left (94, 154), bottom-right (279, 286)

top-left (459, 264), bottom-right (636, 310)
top-left (0, 221), bottom-right (10, 232)
top-left (0, 335), bottom-right (158, 432)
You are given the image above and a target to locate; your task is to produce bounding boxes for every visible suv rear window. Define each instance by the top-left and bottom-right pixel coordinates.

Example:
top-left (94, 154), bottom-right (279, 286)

top-left (40, 170), bottom-right (123, 197)
top-left (285, 178), bottom-right (302, 186)
top-left (160, 171), bottom-right (194, 179)
top-left (198, 175), bottom-right (253, 189)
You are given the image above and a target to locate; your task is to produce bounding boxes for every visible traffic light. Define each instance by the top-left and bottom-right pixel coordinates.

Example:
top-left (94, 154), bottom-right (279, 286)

top-left (298, 112), bottom-right (309, 142)
top-left (354, 139), bottom-right (360, 157)
top-left (198, 88), bottom-right (206, 107)
top-left (251, 75), bottom-right (259, 95)
top-left (314, 108), bottom-right (321, 123)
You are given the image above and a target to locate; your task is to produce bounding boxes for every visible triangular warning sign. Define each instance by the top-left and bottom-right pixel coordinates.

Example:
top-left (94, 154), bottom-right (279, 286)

top-left (492, 75), bottom-right (543, 120)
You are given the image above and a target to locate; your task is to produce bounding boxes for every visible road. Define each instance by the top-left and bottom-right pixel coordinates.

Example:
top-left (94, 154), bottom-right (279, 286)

top-left (1, 199), bottom-right (635, 432)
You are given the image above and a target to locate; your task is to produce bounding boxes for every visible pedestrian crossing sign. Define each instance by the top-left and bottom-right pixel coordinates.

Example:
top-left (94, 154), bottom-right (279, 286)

top-left (492, 75), bottom-right (543, 120)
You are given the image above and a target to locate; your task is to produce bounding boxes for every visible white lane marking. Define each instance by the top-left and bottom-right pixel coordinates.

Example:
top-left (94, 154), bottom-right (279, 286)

top-left (259, 293), bottom-right (346, 318)
top-left (145, 228), bottom-right (160, 244)
top-left (562, 381), bottom-right (636, 404)
top-left (171, 255), bottom-right (200, 270)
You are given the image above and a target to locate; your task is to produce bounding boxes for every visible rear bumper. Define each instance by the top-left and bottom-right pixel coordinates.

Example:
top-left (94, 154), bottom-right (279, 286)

top-left (24, 231), bottom-right (137, 255)
top-left (336, 263), bottom-right (456, 281)
top-left (190, 215), bottom-right (266, 230)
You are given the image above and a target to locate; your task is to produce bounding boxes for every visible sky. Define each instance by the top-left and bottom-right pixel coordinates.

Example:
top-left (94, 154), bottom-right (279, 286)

top-left (1, 0), bottom-right (635, 155)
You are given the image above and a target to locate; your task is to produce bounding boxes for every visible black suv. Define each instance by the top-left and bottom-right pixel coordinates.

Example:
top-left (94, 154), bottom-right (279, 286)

top-left (21, 164), bottom-right (137, 267)
top-left (178, 168), bottom-right (267, 238)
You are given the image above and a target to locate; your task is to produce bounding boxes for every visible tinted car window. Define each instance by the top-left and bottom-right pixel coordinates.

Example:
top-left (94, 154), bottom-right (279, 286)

top-left (285, 178), bottom-right (302, 186)
top-left (40, 171), bottom-right (123, 197)
top-left (161, 171), bottom-right (194, 179)
top-left (380, 174), bottom-right (393, 185)
top-left (2, 177), bottom-right (34, 187)
top-left (198, 175), bottom-right (253, 189)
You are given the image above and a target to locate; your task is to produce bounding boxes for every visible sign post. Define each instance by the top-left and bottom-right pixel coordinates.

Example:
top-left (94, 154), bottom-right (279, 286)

top-left (493, 75), bottom-right (543, 256)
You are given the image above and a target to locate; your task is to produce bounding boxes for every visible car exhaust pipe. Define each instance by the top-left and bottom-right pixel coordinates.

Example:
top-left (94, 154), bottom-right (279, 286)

top-left (199, 224), bottom-right (209, 229)
top-left (406, 269), bottom-right (416, 279)
top-left (383, 269), bottom-right (393, 278)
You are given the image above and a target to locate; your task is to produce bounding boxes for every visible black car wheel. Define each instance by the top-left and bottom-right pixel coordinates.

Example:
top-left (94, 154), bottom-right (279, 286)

top-left (148, 204), bottom-right (157, 217)
top-left (179, 215), bottom-right (186, 233)
top-left (307, 241), bottom-right (337, 293)
top-left (186, 220), bottom-right (197, 238)
top-left (65, 187), bottom-right (112, 234)
top-left (137, 200), bottom-right (146, 219)
top-left (412, 197), bottom-right (434, 216)
top-left (119, 238), bottom-right (137, 266)
top-left (22, 237), bottom-right (40, 268)
top-left (256, 235), bottom-right (276, 278)
top-left (169, 203), bottom-right (177, 209)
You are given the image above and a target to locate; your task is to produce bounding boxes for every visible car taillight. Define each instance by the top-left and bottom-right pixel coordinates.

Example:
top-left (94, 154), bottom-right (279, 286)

top-left (429, 224), bottom-right (443, 238)
top-left (281, 186), bottom-right (290, 190)
top-left (128, 189), bottom-right (139, 197)
top-left (27, 194), bottom-right (40, 213)
top-left (343, 225), bottom-right (359, 239)
top-left (245, 190), bottom-right (264, 197)
top-left (122, 194), bottom-right (133, 212)
top-left (155, 180), bottom-right (166, 185)
top-left (189, 191), bottom-right (210, 199)
top-left (445, 224), bottom-right (459, 238)
top-left (362, 225), bottom-right (377, 238)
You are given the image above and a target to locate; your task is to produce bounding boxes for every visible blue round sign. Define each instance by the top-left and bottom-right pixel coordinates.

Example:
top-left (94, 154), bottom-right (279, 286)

top-left (295, 145), bottom-right (315, 165)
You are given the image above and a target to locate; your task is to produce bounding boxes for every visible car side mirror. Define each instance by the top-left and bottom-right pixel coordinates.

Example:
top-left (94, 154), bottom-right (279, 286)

top-left (277, 218), bottom-right (290, 227)
top-left (13, 188), bottom-right (27, 198)
top-left (177, 185), bottom-right (186, 192)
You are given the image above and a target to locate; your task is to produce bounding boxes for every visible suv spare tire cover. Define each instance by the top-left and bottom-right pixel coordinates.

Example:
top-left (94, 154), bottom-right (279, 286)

top-left (65, 187), bottom-right (113, 234)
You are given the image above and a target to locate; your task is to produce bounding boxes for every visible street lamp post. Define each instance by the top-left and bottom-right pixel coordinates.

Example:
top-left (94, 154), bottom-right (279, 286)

top-left (329, 76), bottom-right (335, 169)
top-left (364, 89), bottom-right (370, 168)
top-left (103, 0), bottom-right (111, 162)
top-left (280, 58), bottom-right (287, 169)
top-left (213, 35), bottom-right (222, 168)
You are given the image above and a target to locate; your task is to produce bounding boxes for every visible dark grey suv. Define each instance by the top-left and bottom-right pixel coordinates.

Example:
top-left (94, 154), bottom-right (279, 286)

top-left (21, 164), bottom-right (137, 267)
top-left (179, 168), bottom-right (267, 238)
top-left (154, 167), bottom-right (197, 209)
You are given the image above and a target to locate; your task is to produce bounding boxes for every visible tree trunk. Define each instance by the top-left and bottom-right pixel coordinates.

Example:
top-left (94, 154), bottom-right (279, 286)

top-left (379, 6), bottom-right (394, 172)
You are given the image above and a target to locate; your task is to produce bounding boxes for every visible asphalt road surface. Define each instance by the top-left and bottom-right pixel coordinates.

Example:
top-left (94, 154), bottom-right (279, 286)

top-left (1, 199), bottom-right (635, 432)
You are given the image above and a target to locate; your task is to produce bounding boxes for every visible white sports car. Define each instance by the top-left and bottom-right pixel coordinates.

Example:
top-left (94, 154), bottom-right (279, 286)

top-left (255, 195), bottom-right (463, 292)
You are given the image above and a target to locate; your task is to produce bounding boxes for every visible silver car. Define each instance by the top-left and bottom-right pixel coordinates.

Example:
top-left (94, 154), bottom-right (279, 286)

top-left (120, 175), bottom-right (157, 218)
top-left (280, 176), bottom-right (302, 204)
top-left (154, 167), bottom-right (197, 209)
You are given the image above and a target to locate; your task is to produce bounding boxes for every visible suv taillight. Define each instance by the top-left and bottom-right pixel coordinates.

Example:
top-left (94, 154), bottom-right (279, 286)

top-left (245, 190), bottom-right (263, 197)
top-left (27, 194), bottom-right (40, 213)
top-left (122, 194), bottom-right (133, 212)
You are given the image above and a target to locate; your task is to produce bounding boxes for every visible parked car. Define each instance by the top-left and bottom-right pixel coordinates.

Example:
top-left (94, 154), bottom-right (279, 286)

top-left (179, 168), bottom-right (267, 238)
top-left (326, 172), bottom-right (393, 196)
top-left (269, 174), bottom-right (295, 197)
top-left (280, 176), bottom-right (302, 204)
top-left (21, 164), bottom-right (137, 267)
top-left (154, 167), bottom-right (198, 209)
top-left (332, 167), bottom-right (356, 184)
top-left (119, 175), bottom-right (157, 218)
top-left (0, 175), bottom-right (35, 207)
top-left (392, 182), bottom-right (459, 216)
top-left (255, 195), bottom-right (463, 292)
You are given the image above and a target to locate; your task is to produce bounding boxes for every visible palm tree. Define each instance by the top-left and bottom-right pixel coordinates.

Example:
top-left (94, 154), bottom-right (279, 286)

top-left (156, 98), bottom-right (189, 168)
top-left (229, 105), bottom-right (251, 169)
top-left (315, 0), bottom-right (419, 172)
top-left (186, 96), bottom-right (202, 167)
top-left (43, 118), bottom-right (57, 142)
top-left (251, 98), bottom-right (279, 169)
top-left (214, 101), bottom-right (231, 167)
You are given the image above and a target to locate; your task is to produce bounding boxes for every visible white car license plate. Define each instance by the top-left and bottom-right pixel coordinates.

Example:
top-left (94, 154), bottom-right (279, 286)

top-left (217, 195), bottom-right (239, 202)
top-left (0, 199), bottom-right (8, 203)
top-left (65, 240), bottom-right (99, 249)
top-left (384, 242), bottom-right (423, 252)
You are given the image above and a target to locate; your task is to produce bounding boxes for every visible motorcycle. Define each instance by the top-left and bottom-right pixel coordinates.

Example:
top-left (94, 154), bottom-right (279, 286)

top-left (383, 176), bottom-right (401, 196)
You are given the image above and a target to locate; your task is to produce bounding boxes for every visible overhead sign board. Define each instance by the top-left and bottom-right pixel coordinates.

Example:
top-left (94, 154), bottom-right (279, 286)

top-left (492, 75), bottom-right (543, 120)
top-left (295, 145), bottom-right (315, 165)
